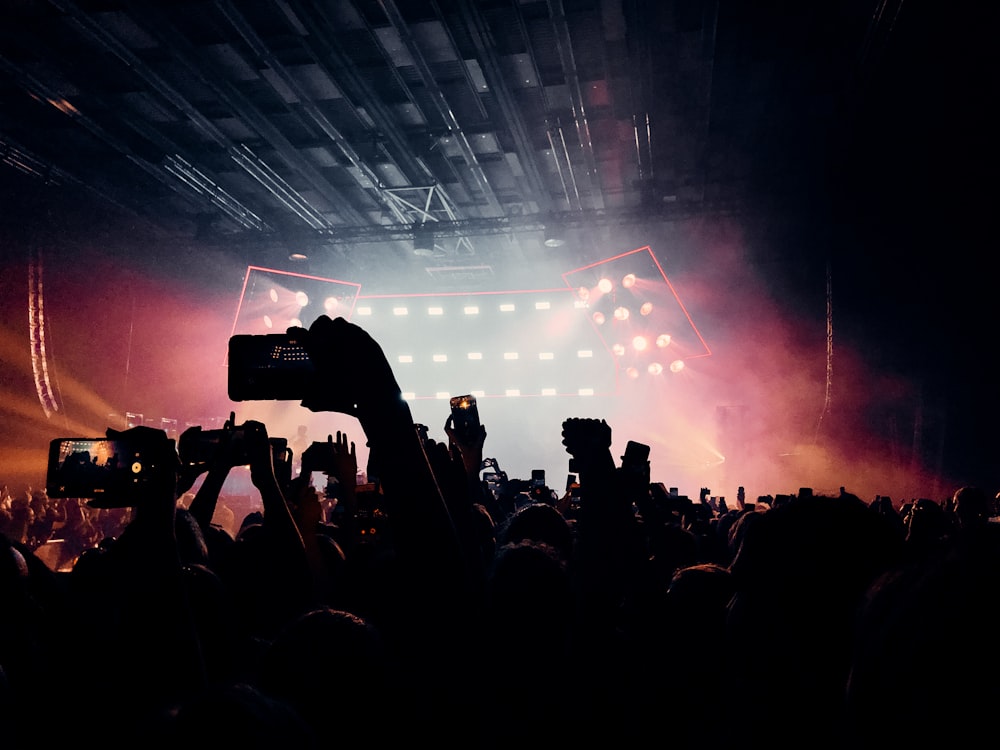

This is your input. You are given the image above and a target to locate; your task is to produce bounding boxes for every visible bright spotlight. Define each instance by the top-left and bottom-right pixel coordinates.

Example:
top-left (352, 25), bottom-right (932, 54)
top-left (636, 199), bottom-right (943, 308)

top-left (648, 362), bottom-right (663, 375)
top-left (626, 367), bottom-right (639, 379)
top-left (612, 343), bottom-right (626, 356)
top-left (614, 306), bottom-right (630, 321)
top-left (499, 303), bottom-right (516, 312)
top-left (598, 278), bottom-right (613, 294)
top-left (428, 306), bottom-right (444, 316)
top-left (263, 315), bottom-right (273, 329)
top-left (622, 273), bottom-right (636, 289)
top-left (640, 302), bottom-right (653, 316)
top-left (592, 311), bottom-right (606, 325)
top-left (432, 354), bottom-right (448, 362)
top-left (289, 318), bottom-right (302, 328)
top-left (324, 297), bottom-right (339, 314)
top-left (269, 288), bottom-right (279, 303)
top-left (295, 291), bottom-right (309, 307)
top-left (503, 352), bottom-right (519, 360)
top-left (632, 336), bottom-right (648, 351)
top-left (464, 306), bottom-right (479, 315)
top-left (398, 355), bottom-right (413, 363)
top-left (393, 307), bottom-right (408, 316)
top-left (577, 287), bottom-right (590, 301)
top-left (356, 306), bottom-right (372, 316)
top-left (656, 334), bottom-right (672, 348)
top-left (670, 360), bottom-right (685, 373)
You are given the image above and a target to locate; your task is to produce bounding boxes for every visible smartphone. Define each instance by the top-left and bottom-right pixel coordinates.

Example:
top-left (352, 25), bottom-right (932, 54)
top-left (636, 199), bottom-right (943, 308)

top-left (46, 436), bottom-right (171, 506)
top-left (449, 394), bottom-right (480, 441)
top-left (531, 468), bottom-right (546, 488)
top-left (228, 332), bottom-right (316, 402)
top-left (622, 440), bottom-right (651, 467)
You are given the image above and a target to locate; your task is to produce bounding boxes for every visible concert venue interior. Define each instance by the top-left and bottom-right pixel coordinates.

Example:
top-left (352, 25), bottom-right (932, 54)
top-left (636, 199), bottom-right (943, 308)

top-left (0, 0), bottom-right (993, 503)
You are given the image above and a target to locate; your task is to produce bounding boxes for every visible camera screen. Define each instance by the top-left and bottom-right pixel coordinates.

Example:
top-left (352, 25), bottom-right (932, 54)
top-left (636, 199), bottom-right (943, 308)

top-left (46, 438), bottom-right (143, 499)
top-left (228, 333), bottom-right (316, 402)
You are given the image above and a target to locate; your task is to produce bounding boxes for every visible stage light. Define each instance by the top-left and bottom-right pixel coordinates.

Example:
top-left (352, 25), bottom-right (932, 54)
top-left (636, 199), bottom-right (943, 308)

top-left (289, 317), bottom-right (302, 328)
top-left (393, 307), bottom-right (408, 316)
top-left (539, 352), bottom-right (554, 360)
top-left (471, 390), bottom-right (486, 398)
top-left (542, 218), bottom-right (566, 247)
top-left (503, 352), bottom-right (519, 360)
top-left (295, 291), bottom-right (309, 307)
top-left (640, 302), bottom-right (653, 316)
top-left (541, 388), bottom-right (557, 396)
top-left (324, 297), bottom-right (339, 314)
top-left (467, 352), bottom-right (483, 360)
top-left (535, 301), bottom-right (551, 310)
top-left (577, 287), bottom-right (590, 301)
top-left (269, 288), bottom-right (279, 302)
top-left (633, 336), bottom-right (648, 351)
top-left (428, 306), bottom-right (444, 316)
top-left (263, 315), bottom-right (273, 328)
top-left (648, 362), bottom-right (663, 375)
top-left (432, 354), bottom-right (448, 362)
top-left (598, 278), bottom-right (613, 294)
top-left (356, 306), bottom-right (372, 316)
top-left (670, 360), bottom-right (685, 373)
top-left (593, 311), bottom-right (606, 325)
top-left (574, 299), bottom-right (588, 309)
top-left (505, 389), bottom-right (521, 397)
top-left (578, 388), bottom-right (594, 396)
top-left (577, 350), bottom-right (593, 358)
top-left (622, 273), bottom-right (636, 288)
top-left (464, 306), bottom-right (479, 315)
top-left (289, 252), bottom-right (308, 261)
top-left (626, 367), bottom-right (639, 379)
top-left (435, 392), bottom-right (450, 400)
top-left (499, 303), bottom-right (515, 312)
top-left (398, 355), bottom-right (413, 363)
top-left (402, 392), bottom-right (415, 400)
top-left (413, 223), bottom-right (436, 256)
top-left (656, 334), bottom-right (672, 348)
top-left (614, 306), bottom-right (630, 321)
top-left (612, 343), bottom-right (625, 356)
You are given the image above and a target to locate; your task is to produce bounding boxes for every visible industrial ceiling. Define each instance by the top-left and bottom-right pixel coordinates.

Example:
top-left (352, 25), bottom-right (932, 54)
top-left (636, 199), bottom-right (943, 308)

top-left (0, 0), bottom-right (916, 291)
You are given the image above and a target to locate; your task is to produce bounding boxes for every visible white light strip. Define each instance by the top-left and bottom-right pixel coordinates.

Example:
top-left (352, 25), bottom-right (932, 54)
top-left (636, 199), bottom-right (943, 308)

top-left (428, 306), bottom-right (443, 315)
top-left (356, 306), bottom-right (372, 316)
top-left (535, 301), bottom-right (550, 310)
top-left (464, 306), bottom-right (479, 315)
top-left (435, 392), bottom-right (450, 400)
top-left (577, 350), bottom-right (593, 358)
top-left (499, 303), bottom-right (515, 312)
top-left (541, 388), bottom-right (557, 396)
top-left (467, 352), bottom-right (482, 360)
top-left (471, 390), bottom-right (486, 398)
top-left (432, 354), bottom-right (448, 362)
top-left (397, 355), bottom-right (413, 363)
top-left (393, 307), bottom-right (408, 316)
top-left (503, 352), bottom-right (519, 360)
top-left (539, 352), bottom-right (554, 360)
top-left (505, 389), bottom-right (521, 397)
top-left (402, 392), bottom-right (415, 400)
top-left (578, 388), bottom-right (594, 396)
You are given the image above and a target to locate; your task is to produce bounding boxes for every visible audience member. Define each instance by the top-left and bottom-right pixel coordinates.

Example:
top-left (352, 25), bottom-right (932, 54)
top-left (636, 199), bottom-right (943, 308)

top-left (3, 314), bottom-right (996, 750)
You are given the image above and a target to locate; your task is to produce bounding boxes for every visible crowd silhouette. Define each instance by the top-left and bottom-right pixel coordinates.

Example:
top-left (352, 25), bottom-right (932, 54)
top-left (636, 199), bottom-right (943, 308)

top-left (2, 314), bottom-right (998, 749)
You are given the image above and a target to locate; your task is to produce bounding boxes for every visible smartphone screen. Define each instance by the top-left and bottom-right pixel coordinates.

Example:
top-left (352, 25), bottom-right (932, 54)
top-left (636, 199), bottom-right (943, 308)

top-left (228, 333), bottom-right (315, 401)
top-left (46, 438), bottom-right (138, 499)
top-left (449, 394), bottom-right (480, 440)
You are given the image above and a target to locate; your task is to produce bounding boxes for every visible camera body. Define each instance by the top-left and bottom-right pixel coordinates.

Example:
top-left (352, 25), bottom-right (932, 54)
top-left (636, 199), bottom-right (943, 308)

top-left (228, 332), bottom-right (315, 402)
top-left (46, 436), bottom-right (175, 507)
